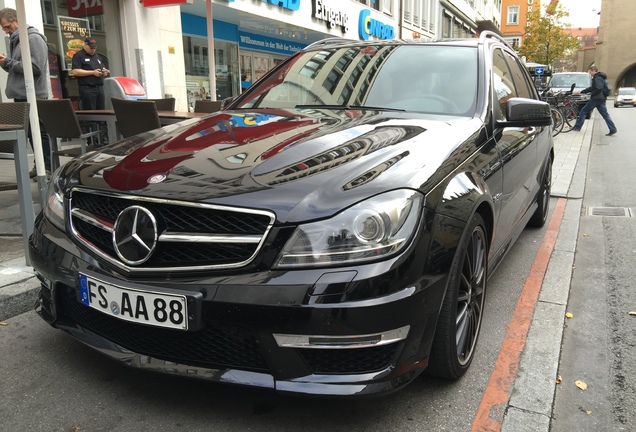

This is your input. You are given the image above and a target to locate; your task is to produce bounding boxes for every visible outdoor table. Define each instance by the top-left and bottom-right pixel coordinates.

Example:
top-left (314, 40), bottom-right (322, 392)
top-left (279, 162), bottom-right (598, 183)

top-left (0, 124), bottom-right (35, 265)
top-left (76, 110), bottom-right (206, 143)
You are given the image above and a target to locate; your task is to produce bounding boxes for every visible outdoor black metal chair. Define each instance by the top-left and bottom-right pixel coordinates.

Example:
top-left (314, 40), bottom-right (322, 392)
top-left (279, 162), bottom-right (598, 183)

top-left (146, 97), bottom-right (176, 111)
top-left (37, 99), bottom-right (102, 171)
top-left (193, 100), bottom-right (222, 113)
top-left (0, 102), bottom-right (29, 160)
top-left (111, 97), bottom-right (162, 139)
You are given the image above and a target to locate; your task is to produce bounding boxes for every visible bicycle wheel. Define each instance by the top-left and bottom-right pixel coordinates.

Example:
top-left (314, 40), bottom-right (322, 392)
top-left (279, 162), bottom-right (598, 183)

top-left (560, 106), bottom-right (579, 133)
top-left (551, 107), bottom-right (563, 136)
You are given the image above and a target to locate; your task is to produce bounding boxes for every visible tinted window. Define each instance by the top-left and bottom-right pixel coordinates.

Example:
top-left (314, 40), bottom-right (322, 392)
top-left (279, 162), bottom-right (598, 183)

top-left (237, 45), bottom-right (478, 116)
top-left (492, 49), bottom-right (516, 120)
top-left (550, 73), bottom-right (591, 88)
top-left (502, 51), bottom-right (532, 98)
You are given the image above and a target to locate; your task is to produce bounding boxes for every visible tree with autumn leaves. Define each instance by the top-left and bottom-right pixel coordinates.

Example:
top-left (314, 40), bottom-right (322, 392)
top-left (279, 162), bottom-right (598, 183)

top-left (518, 2), bottom-right (580, 68)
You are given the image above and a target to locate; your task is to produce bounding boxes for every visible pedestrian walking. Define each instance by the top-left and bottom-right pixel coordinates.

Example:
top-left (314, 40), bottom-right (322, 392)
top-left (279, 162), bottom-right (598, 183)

top-left (0, 7), bottom-right (52, 176)
top-left (572, 66), bottom-right (617, 136)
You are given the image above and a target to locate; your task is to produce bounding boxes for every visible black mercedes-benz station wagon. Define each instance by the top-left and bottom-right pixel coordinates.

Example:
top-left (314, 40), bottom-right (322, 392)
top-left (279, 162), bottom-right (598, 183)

top-left (30, 32), bottom-right (553, 397)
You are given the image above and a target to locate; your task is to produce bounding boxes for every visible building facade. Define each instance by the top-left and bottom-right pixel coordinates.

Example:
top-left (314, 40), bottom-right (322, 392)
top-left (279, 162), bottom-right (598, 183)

top-left (595, 0), bottom-right (636, 89)
top-left (1, 0), bottom-right (510, 113)
top-left (500, 0), bottom-right (540, 50)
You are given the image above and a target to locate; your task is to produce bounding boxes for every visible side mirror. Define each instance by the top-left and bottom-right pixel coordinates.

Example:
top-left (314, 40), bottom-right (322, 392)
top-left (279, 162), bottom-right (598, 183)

top-left (496, 97), bottom-right (552, 128)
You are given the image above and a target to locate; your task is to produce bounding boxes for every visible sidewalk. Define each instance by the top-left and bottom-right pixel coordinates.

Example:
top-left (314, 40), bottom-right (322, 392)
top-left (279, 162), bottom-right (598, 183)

top-left (0, 118), bottom-right (595, 429)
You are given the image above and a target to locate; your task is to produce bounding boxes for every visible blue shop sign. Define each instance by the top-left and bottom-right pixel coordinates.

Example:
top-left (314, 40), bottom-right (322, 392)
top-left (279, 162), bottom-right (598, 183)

top-left (358, 9), bottom-right (394, 40)
top-left (223, 0), bottom-right (300, 11)
top-left (238, 31), bottom-right (306, 55)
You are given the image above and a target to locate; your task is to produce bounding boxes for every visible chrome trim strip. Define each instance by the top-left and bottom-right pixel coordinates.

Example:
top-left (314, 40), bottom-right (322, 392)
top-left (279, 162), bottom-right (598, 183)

top-left (158, 233), bottom-right (262, 243)
top-left (273, 325), bottom-right (410, 349)
top-left (71, 208), bottom-right (114, 232)
top-left (70, 187), bottom-right (276, 218)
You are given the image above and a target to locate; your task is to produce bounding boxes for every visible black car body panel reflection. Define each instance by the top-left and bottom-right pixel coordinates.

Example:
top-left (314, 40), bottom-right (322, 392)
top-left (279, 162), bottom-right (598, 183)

top-left (30, 34), bottom-right (553, 396)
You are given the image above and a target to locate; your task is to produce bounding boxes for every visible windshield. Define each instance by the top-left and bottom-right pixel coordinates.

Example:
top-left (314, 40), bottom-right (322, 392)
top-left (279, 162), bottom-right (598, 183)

top-left (236, 44), bottom-right (478, 116)
top-left (549, 73), bottom-right (590, 88)
top-left (619, 88), bottom-right (636, 95)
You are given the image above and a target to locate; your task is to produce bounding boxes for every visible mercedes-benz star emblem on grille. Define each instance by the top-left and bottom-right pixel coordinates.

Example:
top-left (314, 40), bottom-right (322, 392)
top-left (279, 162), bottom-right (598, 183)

top-left (113, 206), bottom-right (158, 265)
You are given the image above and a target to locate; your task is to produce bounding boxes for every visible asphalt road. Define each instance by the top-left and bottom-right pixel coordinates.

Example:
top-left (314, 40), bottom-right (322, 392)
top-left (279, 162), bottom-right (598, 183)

top-left (0, 208), bottom-right (553, 432)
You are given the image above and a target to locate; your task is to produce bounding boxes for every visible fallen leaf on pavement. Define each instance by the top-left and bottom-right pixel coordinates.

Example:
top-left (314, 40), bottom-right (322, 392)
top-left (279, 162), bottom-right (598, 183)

top-left (556, 375), bottom-right (562, 384)
top-left (565, 312), bottom-right (573, 319)
top-left (582, 233), bottom-right (589, 237)
top-left (575, 380), bottom-right (588, 391)
top-left (0, 322), bottom-right (7, 326)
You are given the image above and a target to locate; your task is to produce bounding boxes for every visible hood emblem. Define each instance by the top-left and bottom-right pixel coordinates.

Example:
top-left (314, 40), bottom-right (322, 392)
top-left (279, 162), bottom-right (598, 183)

top-left (148, 173), bottom-right (167, 184)
top-left (113, 206), bottom-right (158, 265)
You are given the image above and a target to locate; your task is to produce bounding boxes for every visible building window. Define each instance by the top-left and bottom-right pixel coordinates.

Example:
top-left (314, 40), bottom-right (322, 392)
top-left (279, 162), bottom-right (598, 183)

top-left (357, 0), bottom-right (393, 16)
top-left (404, 0), bottom-right (433, 32)
top-left (442, 14), bottom-right (452, 38)
top-left (504, 37), bottom-right (521, 50)
top-left (507, 6), bottom-right (519, 25)
top-left (41, 0), bottom-right (55, 26)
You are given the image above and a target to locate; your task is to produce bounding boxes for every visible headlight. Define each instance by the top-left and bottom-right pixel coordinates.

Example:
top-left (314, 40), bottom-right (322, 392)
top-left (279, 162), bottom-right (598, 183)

top-left (275, 189), bottom-right (423, 268)
top-left (44, 167), bottom-right (66, 232)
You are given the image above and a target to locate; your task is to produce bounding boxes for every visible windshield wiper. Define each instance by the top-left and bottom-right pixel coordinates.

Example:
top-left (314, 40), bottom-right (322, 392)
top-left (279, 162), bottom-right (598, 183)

top-left (294, 104), bottom-right (406, 112)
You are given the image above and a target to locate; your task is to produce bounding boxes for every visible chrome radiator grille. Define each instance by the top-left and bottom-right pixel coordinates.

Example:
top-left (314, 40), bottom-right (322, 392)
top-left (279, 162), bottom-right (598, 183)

top-left (69, 190), bottom-right (275, 272)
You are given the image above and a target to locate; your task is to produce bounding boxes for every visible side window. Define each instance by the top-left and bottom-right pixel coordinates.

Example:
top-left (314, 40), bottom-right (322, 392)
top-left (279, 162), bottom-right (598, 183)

top-left (492, 49), bottom-right (516, 120)
top-left (502, 51), bottom-right (533, 99)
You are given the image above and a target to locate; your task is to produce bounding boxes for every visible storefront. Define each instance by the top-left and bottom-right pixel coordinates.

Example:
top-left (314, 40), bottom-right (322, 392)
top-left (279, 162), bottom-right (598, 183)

top-left (180, 0), bottom-right (399, 107)
top-left (38, 0), bottom-right (124, 103)
top-left (180, 13), bottom-right (307, 107)
top-left (1, 0), bottom-right (398, 112)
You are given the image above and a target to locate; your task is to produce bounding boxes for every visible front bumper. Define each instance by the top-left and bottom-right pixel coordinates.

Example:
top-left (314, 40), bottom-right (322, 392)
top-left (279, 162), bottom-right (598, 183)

top-left (30, 213), bottom-right (452, 396)
top-left (615, 98), bottom-right (635, 106)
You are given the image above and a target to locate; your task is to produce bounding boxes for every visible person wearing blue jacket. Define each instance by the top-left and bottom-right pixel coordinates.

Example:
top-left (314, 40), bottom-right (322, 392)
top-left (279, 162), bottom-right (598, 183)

top-left (572, 65), bottom-right (618, 136)
top-left (0, 7), bottom-right (52, 175)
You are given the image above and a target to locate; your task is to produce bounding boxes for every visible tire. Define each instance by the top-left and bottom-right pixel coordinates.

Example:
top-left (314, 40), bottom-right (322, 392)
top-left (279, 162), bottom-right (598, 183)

top-left (528, 154), bottom-right (552, 228)
top-left (550, 107), bottom-right (563, 137)
top-left (560, 106), bottom-right (578, 133)
top-left (427, 213), bottom-right (488, 379)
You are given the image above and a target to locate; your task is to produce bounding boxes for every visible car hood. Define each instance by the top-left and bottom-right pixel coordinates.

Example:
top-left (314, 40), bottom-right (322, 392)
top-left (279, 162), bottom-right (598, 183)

top-left (66, 109), bottom-right (481, 223)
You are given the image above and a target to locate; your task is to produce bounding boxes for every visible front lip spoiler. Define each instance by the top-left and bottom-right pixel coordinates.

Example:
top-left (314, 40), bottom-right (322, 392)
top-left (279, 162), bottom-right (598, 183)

top-left (54, 321), bottom-right (419, 397)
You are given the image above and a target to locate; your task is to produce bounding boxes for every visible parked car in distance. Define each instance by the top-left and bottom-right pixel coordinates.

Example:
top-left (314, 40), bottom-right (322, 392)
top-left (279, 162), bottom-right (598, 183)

top-left (548, 71), bottom-right (592, 113)
top-left (614, 87), bottom-right (636, 107)
top-left (30, 33), bottom-right (553, 397)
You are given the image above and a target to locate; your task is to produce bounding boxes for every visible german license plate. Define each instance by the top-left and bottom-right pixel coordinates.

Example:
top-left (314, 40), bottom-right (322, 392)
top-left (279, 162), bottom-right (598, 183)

top-left (78, 274), bottom-right (188, 330)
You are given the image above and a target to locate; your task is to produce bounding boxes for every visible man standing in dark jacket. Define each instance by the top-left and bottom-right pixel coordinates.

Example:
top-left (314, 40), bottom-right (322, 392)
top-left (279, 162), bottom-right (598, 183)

top-left (0, 7), bottom-right (52, 175)
top-left (573, 66), bottom-right (617, 136)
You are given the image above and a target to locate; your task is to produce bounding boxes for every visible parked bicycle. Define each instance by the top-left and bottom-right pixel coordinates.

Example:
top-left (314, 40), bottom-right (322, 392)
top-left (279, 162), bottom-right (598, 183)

top-left (539, 84), bottom-right (578, 136)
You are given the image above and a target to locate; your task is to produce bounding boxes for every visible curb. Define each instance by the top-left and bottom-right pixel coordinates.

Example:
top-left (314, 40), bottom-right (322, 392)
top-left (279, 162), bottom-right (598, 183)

top-left (0, 276), bottom-right (39, 321)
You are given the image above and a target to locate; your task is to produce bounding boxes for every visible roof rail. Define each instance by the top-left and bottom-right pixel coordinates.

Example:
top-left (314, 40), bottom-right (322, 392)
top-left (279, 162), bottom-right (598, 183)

top-left (303, 37), bottom-right (358, 51)
top-left (478, 30), bottom-right (508, 46)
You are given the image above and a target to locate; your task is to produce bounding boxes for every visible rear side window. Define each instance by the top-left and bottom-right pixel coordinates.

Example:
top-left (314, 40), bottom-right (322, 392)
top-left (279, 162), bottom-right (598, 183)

top-left (501, 50), bottom-right (533, 99)
top-left (492, 49), bottom-right (516, 120)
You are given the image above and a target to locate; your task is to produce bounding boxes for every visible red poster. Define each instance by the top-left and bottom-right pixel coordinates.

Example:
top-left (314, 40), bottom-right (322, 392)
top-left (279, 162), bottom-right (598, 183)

top-left (48, 49), bottom-right (63, 99)
top-left (67, 0), bottom-right (104, 17)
